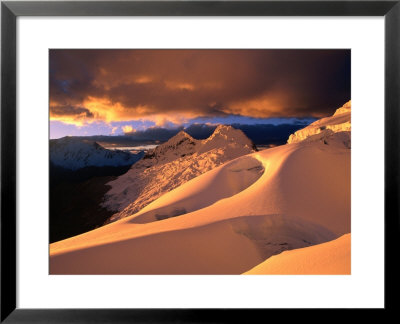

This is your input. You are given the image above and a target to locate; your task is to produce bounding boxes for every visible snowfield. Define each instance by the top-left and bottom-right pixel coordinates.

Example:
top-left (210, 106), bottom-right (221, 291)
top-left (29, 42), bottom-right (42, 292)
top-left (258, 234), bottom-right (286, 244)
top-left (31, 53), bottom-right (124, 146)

top-left (50, 102), bottom-right (351, 274)
top-left (244, 233), bottom-right (351, 275)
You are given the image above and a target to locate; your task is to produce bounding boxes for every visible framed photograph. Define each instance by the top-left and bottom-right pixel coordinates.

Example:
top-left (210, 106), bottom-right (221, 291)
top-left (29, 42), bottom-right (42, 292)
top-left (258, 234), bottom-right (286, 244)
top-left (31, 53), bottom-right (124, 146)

top-left (1, 0), bottom-right (399, 321)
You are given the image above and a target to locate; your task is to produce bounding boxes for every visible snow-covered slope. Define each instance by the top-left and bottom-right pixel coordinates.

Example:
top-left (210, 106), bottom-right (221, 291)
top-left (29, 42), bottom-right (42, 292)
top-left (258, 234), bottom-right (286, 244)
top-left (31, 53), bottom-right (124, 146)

top-left (49, 102), bottom-right (350, 274)
top-left (102, 125), bottom-right (257, 221)
top-left (50, 137), bottom-right (143, 170)
top-left (287, 100), bottom-right (351, 146)
top-left (243, 233), bottom-right (351, 275)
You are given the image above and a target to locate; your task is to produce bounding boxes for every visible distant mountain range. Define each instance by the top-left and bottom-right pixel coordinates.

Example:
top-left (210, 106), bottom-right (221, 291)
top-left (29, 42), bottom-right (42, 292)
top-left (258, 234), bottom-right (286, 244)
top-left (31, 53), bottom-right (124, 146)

top-left (50, 137), bottom-right (143, 170)
top-left (50, 122), bottom-right (311, 148)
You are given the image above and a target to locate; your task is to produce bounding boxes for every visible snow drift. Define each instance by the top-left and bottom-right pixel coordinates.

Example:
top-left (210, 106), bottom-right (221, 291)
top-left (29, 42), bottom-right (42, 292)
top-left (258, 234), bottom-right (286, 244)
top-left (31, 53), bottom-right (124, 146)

top-left (244, 233), bottom-right (351, 275)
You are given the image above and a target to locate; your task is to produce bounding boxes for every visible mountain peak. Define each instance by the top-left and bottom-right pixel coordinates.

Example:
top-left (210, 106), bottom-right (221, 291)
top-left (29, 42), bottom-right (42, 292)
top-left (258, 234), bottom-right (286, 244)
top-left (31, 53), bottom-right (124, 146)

top-left (198, 124), bottom-right (256, 154)
top-left (333, 100), bottom-right (351, 116)
top-left (172, 130), bottom-right (193, 140)
top-left (208, 124), bottom-right (248, 141)
top-left (145, 130), bottom-right (198, 163)
top-left (162, 130), bottom-right (195, 147)
top-left (210, 124), bottom-right (238, 137)
top-left (214, 124), bottom-right (234, 132)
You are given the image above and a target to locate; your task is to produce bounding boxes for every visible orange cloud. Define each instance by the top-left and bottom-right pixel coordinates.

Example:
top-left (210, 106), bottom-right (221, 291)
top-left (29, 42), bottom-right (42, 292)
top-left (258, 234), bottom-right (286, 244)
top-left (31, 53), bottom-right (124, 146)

top-left (134, 76), bottom-right (152, 84)
top-left (49, 101), bottom-right (93, 126)
top-left (228, 94), bottom-right (286, 118)
top-left (151, 114), bottom-right (191, 128)
top-left (228, 91), bottom-right (328, 119)
top-left (50, 94), bottom-right (204, 128)
top-left (122, 125), bottom-right (136, 134)
top-left (165, 81), bottom-right (195, 91)
top-left (50, 49), bottom-right (351, 126)
top-left (83, 97), bottom-right (153, 123)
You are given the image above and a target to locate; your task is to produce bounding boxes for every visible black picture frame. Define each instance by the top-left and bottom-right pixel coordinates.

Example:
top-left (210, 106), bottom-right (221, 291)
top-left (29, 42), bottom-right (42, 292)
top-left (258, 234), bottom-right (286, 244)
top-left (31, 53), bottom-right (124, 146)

top-left (1, 0), bottom-right (399, 322)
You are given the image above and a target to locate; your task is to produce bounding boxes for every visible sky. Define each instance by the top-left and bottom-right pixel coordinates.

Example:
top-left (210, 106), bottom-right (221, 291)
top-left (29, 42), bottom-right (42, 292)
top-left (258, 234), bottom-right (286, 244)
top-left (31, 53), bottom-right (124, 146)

top-left (49, 49), bottom-right (350, 139)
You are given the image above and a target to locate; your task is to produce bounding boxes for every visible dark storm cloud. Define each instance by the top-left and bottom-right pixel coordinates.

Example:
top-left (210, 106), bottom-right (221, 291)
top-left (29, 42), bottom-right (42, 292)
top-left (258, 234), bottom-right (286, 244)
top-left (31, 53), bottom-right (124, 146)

top-left (51, 105), bottom-right (94, 118)
top-left (49, 49), bottom-right (350, 125)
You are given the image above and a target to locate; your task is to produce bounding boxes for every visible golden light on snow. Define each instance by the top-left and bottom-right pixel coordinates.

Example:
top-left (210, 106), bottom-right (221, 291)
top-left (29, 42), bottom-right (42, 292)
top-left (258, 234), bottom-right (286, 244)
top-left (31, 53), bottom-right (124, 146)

top-left (244, 234), bottom-right (351, 275)
top-left (49, 102), bottom-right (351, 275)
